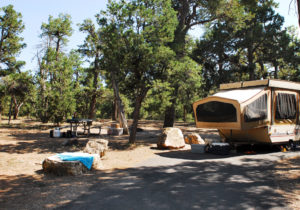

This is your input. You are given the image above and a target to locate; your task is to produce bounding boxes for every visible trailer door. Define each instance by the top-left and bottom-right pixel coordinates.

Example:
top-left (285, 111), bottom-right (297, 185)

top-left (270, 90), bottom-right (297, 143)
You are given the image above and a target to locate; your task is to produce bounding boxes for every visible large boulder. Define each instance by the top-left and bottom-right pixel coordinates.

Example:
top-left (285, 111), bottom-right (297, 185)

top-left (184, 133), bottom-right (205, 145)
top-left (157, 127), bottom-right (185, 149)
top-left (42, 154), bottom-right (103, 176)
top-left (84, 139), bottom-right (109, 157)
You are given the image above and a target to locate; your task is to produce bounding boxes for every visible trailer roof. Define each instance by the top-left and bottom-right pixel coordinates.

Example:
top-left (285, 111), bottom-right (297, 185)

top-left (220, 79), bottom-right (300, 91)
top-left (214, 87), bottom-right (265, 103)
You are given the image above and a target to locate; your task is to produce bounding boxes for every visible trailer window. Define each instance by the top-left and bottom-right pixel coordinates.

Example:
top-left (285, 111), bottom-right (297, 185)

top-left (244, 94), bottom-right (268, 122)
top-left (196, 101), bottom-right (237, 122)
top-left (275, 93), bottom-right (296, 120)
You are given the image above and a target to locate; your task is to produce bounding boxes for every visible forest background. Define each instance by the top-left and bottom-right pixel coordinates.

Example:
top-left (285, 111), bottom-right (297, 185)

top-left (0, 0), bottom-right (300, 143)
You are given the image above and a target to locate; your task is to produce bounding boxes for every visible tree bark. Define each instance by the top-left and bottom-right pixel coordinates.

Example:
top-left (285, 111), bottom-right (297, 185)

top-left (12, 95), bottom-right (23, 120)
top-left (162, 8), bottom-right (189, 128)
top-left (13, 103), bottom-right (23, 120)
top-left (8, 97), bottom-right (13, 125)
top-left (163, 86), bottom-right (178, 127)
top-left (163, 1), bottom-right (220, 127)
top-left (183, 105), bottom-right (187, 122)
top-left (88, 54), bottom-right (100, 119)
top-left (37, 52), bottom-right (49, 123)
top-left (111, 71), bottom-right (129, 135)
top-left (114, 98), bottom-right (118, 121)
top-left (112, 102), bottom-right (116, 121)
top-left (129, 88), bottom-right (149, 144)
top-left (259, 60), bottom-right (265, 78)
top-left (88, 71), bottom-right (98, 119)
top-left (163, 103), bottom-right (176, 127)
top-left (0, 101), bottom-right (3, 122)
top-left (248, 46), bottom-right (256, 80)
top-left (274, 63), bottom-right (278, 79)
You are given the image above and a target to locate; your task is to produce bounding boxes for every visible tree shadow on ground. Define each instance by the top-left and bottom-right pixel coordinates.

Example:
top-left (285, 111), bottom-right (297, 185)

top-left (57, 157), bottom-right (294, 209)
top-left (0, 127), bottom-right (161, 154)
top-left (1, 152), bottom-right (299, 209)
top-left (0, 131), bottom-right (87, 154)
top-left (154, 144), bottom-right (286, 161)
top-left (0, 122), bottom-right (55, 130)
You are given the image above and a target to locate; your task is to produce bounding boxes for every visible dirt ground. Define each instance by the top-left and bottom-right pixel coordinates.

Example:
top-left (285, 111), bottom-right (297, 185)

top-left (0, 119), bottom-right (299, 209)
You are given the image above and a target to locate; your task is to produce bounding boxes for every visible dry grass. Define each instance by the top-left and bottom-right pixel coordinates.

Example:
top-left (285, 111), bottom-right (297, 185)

top-left (275, 156), bottom-right (300, 210)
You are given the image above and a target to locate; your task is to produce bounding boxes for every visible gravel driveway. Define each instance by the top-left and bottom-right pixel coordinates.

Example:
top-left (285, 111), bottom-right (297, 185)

top-left (58, 150), bottom-right (300, 210)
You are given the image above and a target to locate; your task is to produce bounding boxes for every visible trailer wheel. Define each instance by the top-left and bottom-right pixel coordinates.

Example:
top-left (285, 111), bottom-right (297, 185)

top-left (288, 140), bottom-right (296, 151)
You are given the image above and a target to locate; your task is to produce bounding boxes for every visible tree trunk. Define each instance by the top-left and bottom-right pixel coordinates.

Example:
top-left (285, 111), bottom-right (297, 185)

top-left (111, 71), bottom-right (129, 135)
top-left (8, 97), bottom-right (13, 125)
top-left (248, 46), bottom-right (256, 80)
top-left (13, 104), bottom-right (22, 120)
top-left (12, 95), bottom-right (23, 120)
top-left (274, 63), bottom-right (278, 79)
top-left (218, 60), bottom-right (224, 85)
top-left (183, 105), bottom-right (187, 122)
top-left (162, 25), bottom-right (188, 128)
top-left (129, 88), bottom-right (149, 144)
top-left (114, 98), bottom-right (118, 121)
top-left (163, 103), bottom-right (176, 127)
top-left (88, 94), bottom-right (97, 119)
top-left (37, 53), bottom-right (49, 123)
top-left (0, 102), bottom-right (2, 122)
top-left (13, 103), bottom-right (18, 120)
top-left (88, 55), bottom-right (100, 119)
top-left (112, 102), bottom-right (116, 121)
top-left (259, 60), bottom-right (265, 78)
top-left (163, 86), bottom-right (178, 127)
top-left (88, 72), bottom-right (99, 119)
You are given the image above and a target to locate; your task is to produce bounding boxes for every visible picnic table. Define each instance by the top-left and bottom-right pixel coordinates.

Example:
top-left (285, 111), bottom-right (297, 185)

top-left (66, 118), bottom-right (93, 136)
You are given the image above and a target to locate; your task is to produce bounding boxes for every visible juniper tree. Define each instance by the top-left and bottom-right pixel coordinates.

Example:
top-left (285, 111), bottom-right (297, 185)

top-left (98, 0), bottom-right (177, 143)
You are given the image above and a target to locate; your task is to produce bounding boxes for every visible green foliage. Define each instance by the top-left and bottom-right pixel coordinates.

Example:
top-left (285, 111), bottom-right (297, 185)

top-left (0, 5), bottom-right (26, 76)
top-left (98, 0), bottom-right (178, 142)
top-left (3, 71), bottom-right (35, 119)
top-left (276, 27), bottom-right (300, 80)
top-left (191, 0), bottom-right (300, 94)
top-left (78, 19), bottom-right (104, 119)
top-left (1, 0), bottom-right (299, 127)
top-left (5, 72), bottom-right (34, 101)
top-left (40, 13), bottom-right (72, 50)
top-left (45, 52), bottom-right (76, 124)
top-left (36, 14), bottom-right (76, 124)
top-left (141, 80), bottom-right (172, 120)
top-left (0, 79), bottom-right (6, 117)
top-left (172, 56), bottom-right (203, 107)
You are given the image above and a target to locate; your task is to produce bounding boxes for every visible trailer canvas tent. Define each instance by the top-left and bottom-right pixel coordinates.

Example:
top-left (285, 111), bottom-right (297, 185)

top-left (193, 79), bottom-right (300, 145)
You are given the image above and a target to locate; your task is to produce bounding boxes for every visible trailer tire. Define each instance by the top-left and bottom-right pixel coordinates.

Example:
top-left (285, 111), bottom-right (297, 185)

top-left (288, 140), bottom-right (296, 151)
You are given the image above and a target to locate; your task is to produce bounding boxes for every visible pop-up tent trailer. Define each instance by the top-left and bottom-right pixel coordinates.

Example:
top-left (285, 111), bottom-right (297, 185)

top-left (193, 79), bottom-right (300, 145)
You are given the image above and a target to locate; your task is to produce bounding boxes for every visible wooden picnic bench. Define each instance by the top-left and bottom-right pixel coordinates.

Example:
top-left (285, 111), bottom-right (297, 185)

top-left (91, 125), bottom-right (102, 135)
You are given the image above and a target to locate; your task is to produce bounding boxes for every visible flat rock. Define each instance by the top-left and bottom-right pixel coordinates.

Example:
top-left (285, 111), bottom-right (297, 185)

top-left (184, 133), bottom-right (205, 145)
top-left (84, 139), bottom-right (109, 157)
top-left (42, 154), bottom-right (103, 176)
top-left (157, 127), bottom-right (185, 149)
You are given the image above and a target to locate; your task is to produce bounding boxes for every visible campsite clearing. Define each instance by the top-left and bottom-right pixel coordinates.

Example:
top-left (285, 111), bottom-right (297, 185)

top-left (0, 119), bottom-right (300, 209)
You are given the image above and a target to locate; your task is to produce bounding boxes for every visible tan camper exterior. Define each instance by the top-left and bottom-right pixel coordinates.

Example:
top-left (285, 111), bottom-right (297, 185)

top-left (193, 79), bottom-right (300, 145)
